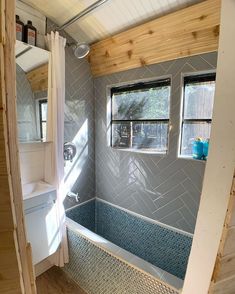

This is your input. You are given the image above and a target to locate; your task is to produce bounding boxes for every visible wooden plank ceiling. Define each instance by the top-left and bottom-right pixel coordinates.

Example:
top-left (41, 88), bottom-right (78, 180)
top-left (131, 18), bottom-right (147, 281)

top-left (21, 0), bottom-right (203, 44)
top-left (89, 0), bottom-right (221, 76)
top-left (26, 64), bottom-right (48, 92)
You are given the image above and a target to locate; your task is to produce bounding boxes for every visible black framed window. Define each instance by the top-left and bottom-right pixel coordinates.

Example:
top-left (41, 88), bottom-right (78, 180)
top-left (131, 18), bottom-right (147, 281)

top-left (111, 78), bottom-right (171, 153)
top-left (180, 73), bottom-right (216, 156)
top-left (39, 99), bottom-right (47, 140)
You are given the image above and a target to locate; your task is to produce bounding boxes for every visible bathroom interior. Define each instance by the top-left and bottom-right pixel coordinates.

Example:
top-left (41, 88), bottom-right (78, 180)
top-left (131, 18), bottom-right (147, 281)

top-left (1, 0), bottom-right (235, 294)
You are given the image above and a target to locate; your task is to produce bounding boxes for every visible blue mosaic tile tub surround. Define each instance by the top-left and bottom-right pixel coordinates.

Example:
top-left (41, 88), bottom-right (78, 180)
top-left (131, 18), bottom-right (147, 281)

top-left (66, 200), bottom-right (95, 232)
top-left (66, 199), bottom-right (192, 280)
top-left (65, 229), bottom-right (178, 294)
top-left (96, 201), bottom-right (192, 279)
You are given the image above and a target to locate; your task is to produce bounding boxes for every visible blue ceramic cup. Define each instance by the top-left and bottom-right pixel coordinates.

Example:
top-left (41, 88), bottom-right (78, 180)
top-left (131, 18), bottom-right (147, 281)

top-left (203, 140), bottom-right (209, 160)
top-left (192, 140), bottom-right (204, 160)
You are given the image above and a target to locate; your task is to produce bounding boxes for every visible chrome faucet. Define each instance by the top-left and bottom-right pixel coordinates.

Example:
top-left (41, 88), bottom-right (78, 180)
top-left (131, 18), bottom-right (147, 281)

top-left (67, 191), bottom-right (80, 202)
top-left (64, 142), bottom-right (77, 162)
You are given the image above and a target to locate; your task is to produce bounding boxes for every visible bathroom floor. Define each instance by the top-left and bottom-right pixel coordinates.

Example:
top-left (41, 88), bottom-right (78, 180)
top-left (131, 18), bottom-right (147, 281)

top-left (36, 266), bottom-right (87, 294)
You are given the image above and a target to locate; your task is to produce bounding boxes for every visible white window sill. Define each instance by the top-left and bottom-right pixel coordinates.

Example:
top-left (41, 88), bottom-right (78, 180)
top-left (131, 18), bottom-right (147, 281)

top-left (178, 155), bottom-right (207, 162)
top-left (111, 147), bottom-right (167, 155)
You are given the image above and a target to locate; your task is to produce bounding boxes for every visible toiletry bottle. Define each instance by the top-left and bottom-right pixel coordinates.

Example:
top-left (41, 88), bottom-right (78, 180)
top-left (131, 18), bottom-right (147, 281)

top-left (16, 15), bottom-right (24, 41)
top-left (24, 20), bottom-right (37, 46)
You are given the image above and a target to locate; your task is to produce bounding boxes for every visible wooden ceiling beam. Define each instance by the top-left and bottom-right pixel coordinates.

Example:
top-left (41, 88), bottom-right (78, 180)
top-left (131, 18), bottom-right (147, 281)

top-left (89, 0), bottom-right (221, 77)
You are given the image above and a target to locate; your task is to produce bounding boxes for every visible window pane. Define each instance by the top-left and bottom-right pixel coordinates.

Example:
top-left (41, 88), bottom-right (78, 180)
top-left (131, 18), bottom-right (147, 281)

top-left (42, 122), bottom-right (47, 140)
top-left (112, 122), bottom-right (131, 148)
top-left (132, 121), bottom-right (168, 152)
top-left (112, 85), bottom-right (170, 120)
top-left (181, 122), bottom-right (211, 156)
top-left (184, 80), bottom-right (215, 119)
top-left (41, 102), bottom-right (47, 121)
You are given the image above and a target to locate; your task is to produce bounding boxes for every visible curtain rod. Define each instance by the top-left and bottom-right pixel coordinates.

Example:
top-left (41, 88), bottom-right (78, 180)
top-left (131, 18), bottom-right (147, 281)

top-left (57, 0), bottom-right (110, 31)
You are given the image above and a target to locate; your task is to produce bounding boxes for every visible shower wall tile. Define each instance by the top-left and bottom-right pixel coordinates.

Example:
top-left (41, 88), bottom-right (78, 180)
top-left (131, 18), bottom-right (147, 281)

top-left (47, 20), bottom-right (95, 209)
top-left (94, 52), bottom-right (218, 234)
top-left (16, 64), bottom-right (38, 142)
top-left (47, 19), bottom-right (217, 232)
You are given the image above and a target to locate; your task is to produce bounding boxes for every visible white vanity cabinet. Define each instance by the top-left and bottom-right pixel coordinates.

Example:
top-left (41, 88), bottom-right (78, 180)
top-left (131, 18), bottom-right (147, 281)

top-left (23, 181), bottom-right (60, 265)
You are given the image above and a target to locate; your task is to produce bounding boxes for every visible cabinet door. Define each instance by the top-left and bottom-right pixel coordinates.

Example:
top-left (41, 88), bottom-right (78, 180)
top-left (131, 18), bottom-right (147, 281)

top-left (25, 202), bottom-right (60, 264)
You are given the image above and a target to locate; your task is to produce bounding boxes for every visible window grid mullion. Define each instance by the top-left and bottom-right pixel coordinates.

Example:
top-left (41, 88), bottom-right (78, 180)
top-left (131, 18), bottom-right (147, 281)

top-left (182, 119), bottom-right (212, 123)
top-left (180, 72), bottom-right (215, 156)
top-left (110, 79), bottom-right (171, 152)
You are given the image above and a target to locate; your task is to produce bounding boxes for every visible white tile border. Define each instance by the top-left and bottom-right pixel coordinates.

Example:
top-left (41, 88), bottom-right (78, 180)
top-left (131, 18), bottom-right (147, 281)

top-left (66, 217), bottom-right (183, 291)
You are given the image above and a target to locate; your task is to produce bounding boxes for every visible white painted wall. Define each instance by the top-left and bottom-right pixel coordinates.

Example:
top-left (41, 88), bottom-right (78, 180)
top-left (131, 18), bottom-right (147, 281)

top-left (16, 0), bottom-right (46, 48)
top-left (182, 1), bottom-right (235, 293)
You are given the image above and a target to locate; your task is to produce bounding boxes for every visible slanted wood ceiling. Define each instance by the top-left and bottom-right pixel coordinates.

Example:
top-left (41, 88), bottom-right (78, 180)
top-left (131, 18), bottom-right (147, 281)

top-left (90, 0), bottom-right (221, 76)
top-left (21, 0), bottom-right (203, 44)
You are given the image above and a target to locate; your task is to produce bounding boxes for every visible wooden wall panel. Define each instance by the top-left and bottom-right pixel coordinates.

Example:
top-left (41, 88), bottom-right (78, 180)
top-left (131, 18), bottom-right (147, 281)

top-left (0, 0), bottom-right (5, 44)
top-left (4, 1), bottom-right (36, 293)
top-left (89, 0), bottom-right (221, 77)
top-left (211, 277), bottom-right (235, 294)
top-left (0, 231), bottom-right (23, 293)
top-left (209, 173), bottom-right (235, 293)
top-left (0, 107), bottom-right (8, 176)
top-left (223, 227), bottom-right (235, 256)
top-left (216, 254), bottom-right (235, 281)
top-left (0, 0), bottom-right (36, 293)
top-left (0, 1), bottom-right (22, 292)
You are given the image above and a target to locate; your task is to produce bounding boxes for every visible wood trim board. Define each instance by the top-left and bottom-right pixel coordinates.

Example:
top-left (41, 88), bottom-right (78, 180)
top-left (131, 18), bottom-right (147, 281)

top-left (0, 0), bottom-right (36, 293)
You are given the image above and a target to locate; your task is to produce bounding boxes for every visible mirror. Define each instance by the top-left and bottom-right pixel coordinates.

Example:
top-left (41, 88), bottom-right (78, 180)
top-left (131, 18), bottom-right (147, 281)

top-left (15, 40), bottom-right (50, 143)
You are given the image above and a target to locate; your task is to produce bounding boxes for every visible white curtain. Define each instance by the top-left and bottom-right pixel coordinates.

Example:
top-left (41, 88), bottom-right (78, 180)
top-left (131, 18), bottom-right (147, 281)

top-left (45, 31), bottom-right (68, 266)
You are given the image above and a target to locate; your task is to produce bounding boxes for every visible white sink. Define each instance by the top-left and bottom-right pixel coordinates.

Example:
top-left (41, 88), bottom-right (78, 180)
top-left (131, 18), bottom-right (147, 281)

top-left (23, 181), bottom-right (57, 212)
top-left (22, 181), bottom-right (56, 200)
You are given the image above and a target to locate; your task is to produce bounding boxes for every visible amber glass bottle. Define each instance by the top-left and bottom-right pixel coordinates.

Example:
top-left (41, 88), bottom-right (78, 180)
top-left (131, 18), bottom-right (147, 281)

top-left (16, 15), bottom-right (24, 41)
top-left (24, 20), bottom-right (37, 46)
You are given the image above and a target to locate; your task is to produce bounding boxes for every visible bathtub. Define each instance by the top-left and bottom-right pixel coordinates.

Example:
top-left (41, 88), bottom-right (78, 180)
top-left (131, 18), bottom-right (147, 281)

top-left (64, 199), bottom-right (193, 294)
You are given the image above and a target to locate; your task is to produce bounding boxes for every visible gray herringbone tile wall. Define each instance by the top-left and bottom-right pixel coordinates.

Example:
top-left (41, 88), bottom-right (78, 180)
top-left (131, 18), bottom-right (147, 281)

top-left (16, 64), bottom-right (38, 141)
top-left (94, 52), bottom-right (217, 234)
top-left (46, 19), bottom-right (217, 233)
top-left (47, 20), bottom-right (95, 209)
